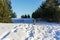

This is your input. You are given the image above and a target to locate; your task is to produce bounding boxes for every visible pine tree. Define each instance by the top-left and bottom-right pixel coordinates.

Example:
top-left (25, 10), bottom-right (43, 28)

top-left (24, 15), bottom-right (27, 18)
top-left (32, 0), bottom-right (60, 22)
top-left (10, 12), bottom-right (17, 18)
top-left (0, 0), bottom-right (3, 22)
top-left (0, 0), bottom-right (15, 23)
top-left (21, 15), bottom-right (25, 18)
top-left (3, 0), bottom-right (11, 23)
top-left (27, 14), bottom-right (30, 18)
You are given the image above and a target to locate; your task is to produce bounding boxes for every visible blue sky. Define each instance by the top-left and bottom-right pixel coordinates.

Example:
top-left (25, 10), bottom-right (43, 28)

top-left (11, 0), bottom-right (45, 18)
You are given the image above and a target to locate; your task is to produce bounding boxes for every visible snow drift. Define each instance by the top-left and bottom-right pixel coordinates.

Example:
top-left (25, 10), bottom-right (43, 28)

top-left (0, 23), bottom-right (60, 40)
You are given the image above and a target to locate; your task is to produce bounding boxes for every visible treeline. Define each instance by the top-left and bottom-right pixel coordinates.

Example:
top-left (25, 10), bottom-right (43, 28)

top-left (32, 0), bottom-right (60, 23)
top-left (0, 0), bottom-right (16, 23)
top-left (21, 14), bottom-right (30, 18)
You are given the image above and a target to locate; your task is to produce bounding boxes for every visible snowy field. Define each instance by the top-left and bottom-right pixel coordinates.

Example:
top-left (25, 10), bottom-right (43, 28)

top-left (0, 23), bottom-right (60, 40)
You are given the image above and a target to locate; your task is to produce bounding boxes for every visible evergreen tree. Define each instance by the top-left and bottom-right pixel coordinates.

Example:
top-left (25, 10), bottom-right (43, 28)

top-left (21, 15), bottom-right (25, 18)
top-left (11, 12), bottom-right (17, 18)
top-left (24, 14), bottom-right (27, 18)
top-left (32, 0), bottom-right (60, 22)
top-left (0, 0), bottom-right (3, 22)
top-left (0, 0), bottom-right (15, 23)
top-left (27, 14), bottom-right (30, 18)
top-left (21, 14), bottom-right (30, 18)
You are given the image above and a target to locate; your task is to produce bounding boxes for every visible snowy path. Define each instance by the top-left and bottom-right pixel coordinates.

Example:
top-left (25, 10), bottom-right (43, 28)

top-left (0, 23), bottom-right (60, 40)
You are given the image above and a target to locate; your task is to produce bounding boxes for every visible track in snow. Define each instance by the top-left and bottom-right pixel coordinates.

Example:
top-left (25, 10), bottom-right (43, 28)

top-left (0, 23), bottom-right (60, 40)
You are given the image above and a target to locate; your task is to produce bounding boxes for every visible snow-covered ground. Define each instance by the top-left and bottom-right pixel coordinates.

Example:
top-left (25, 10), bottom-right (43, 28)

top-left (0, 23), bottom-right (60, 40)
